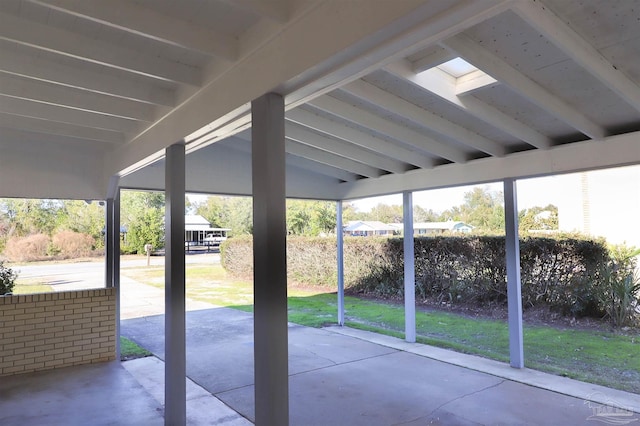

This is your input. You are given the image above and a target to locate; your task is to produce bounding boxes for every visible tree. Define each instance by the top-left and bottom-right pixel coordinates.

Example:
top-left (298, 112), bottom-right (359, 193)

top-left (367, 203), bottom-right (403, 223)
top-left (413, 205), bottom-right (439, 222)
top-left (458, 187), bottom-right (505, 232)
top-left (120, 191), bottom-right (166, 253)
top-left (519, 204), bottom-right (558, 233)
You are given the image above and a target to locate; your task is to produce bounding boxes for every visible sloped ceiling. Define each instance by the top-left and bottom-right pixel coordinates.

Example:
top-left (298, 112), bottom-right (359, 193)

top-left (1, 0), bottom-right (640, 200)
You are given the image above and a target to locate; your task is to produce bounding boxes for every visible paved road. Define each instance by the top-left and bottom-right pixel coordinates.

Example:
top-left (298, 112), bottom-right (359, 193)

top-left (14, 253), bottom-right (220, 292)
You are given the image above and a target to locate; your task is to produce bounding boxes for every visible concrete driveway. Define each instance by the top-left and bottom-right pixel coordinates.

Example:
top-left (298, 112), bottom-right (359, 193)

top-left (121, 306), bottom-right (639, 425)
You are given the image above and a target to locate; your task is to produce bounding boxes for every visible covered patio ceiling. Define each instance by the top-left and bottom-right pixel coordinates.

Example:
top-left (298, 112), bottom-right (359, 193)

top-left (2, 0), bottom-right (640, 202)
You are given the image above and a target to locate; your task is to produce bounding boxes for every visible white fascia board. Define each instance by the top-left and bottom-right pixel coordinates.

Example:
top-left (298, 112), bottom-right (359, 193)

top-left (336, 130), bottom-right (640, 200)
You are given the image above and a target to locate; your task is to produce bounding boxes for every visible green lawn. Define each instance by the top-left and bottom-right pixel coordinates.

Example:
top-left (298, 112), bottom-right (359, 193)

top-left (120, 336), bottom-right (152, 361)
top-left (121, 262), bottom-right (640, 394)
top-left (11, 277), bottom-right (53, 294)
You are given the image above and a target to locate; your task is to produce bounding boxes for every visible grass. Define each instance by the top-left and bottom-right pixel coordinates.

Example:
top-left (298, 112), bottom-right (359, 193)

top-left (121, 262), bottom-right (640, 394)
top-left (120, 336), bottom-right (152, 361)
top-left (11, 277), bottom-right (53, 294)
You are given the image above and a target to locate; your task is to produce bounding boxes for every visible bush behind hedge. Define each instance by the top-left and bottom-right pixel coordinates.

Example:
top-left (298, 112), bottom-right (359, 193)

top-left (221, 235), bottom-right (615, 318)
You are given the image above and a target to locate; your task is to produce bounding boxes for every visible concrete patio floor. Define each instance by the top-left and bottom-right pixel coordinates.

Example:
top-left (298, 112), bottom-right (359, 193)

top-left (1, 305), bottom-right (639, 425)
top-left (2, 260), bottom-right (638, 425)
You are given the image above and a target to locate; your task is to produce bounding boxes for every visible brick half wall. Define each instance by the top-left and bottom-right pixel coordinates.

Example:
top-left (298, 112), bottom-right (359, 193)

top-left (0, 288), bottom-right (116, 376)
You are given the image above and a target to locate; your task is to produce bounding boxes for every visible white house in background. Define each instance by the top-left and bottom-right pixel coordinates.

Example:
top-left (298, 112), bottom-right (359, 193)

top-left (343, 221), bottom-right (398, 237)
top-left (391, 221), bottom-right (474, 236)
top-left (184, 214), bottom-right (230, 244)
top-left (556, 165), bottom-right (640, 248)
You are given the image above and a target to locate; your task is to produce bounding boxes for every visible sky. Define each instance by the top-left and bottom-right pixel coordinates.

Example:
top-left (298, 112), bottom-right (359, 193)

top-left (348, 175), bottom-right (565, 213)
top-left (187, 164), bottom-right (640, 215)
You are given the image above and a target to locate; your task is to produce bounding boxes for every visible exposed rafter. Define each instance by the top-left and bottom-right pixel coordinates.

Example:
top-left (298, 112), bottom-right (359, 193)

top-left (27, 0), bottom-right (238, 61)
top-left (285, 121), bottom-right (409, 174)
top-left (0, 113), bottom-right (124, 144)
top-left (512, 0), bottom-right (640, 114)
top-left (309, 96), bottom-right (469, 163)
top-left (411, 46), bottom-right (455, 73)
top-left (442, 34), bottom-right (606, 140)
top-left (0, 73), bottom-right (156, 122)
top-left (0, 96), bottom-right (141, 133)
top-left (455, 70), bottom-right (499, 96)
top-left (285, 140), bottom-right (383, 178)
top-left (0, 12), bottom-right (202, 86)
top-left (287, 108), bottom-right (435, 170)
top-left (219, 0), bottom-right (289, 23)
top-left (226, 136), bottom-right (359, 182)
top-left (0, 49), bottom-right (176, 106)
top-left (343, 79), bottom-right (506, 157)
top-left (385, 60), bottom-right (552, 150)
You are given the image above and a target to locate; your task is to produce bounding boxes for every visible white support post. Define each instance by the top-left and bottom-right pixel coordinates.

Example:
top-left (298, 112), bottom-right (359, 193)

top-left (105, 198), bottom-right (114, 288)
top-left (252, 93), bottom-right (289, 426)
top-left (165, 143), bottom-right (186, 426)
top-left (504, 178), bottom-right (524, 369)
top-left (403, 191), bottom-right (416, 343)
top-left (113, 192), bottom-right (121, 361)
top-left (337, 201), bottom-right (345, 326)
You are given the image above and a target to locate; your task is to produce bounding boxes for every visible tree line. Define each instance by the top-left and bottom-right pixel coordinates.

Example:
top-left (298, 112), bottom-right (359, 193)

top-left (0, 186), bottom-right (558, 257)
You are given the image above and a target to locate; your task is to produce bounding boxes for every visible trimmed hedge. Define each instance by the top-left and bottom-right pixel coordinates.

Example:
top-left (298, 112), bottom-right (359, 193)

top-left (221, 235), bottom-right (614, 318)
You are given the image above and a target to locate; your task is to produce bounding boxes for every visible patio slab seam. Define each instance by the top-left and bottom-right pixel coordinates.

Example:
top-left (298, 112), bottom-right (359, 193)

top-left (323, 325), bottom-right (640, 416)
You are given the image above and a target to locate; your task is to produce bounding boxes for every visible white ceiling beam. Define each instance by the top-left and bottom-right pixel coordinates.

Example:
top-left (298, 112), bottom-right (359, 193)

top-left (287, 107), bottom-right (434, 169)
top-left (285, 140), bottom-right (383, 178)
top-left (0, 113), bottom-right (124, 143)
top-left (512, 0), bottom-right (640, 114)
top-left (0, 96), bottom-right (142, 133)
top-left (285, 121), bottom-right (409, 174)
top-left (0, 126), bottom-right (109, 148)
top-left (0, 73), bottom-right (155, 121)
top-left (343, 79), bottom-right (506, 157)
top-left (455, 70), bottom-right (498, 96)
top-left (0, 49), bottom-right (176, 106)
top-left (442, 34), bottom-right (606, 140)
top-left (411, 46), bottom-right (455, 73)
top-left (283, 0), bottom-right (512, 109)
top-left (223, 134), bottom-right (358, 182)
top-left (109, 0), bottom-right (511, 177)
top-left (28, 0), bottom-right (238, 61)
top-left (219, 0), bottom-right (289, 23)
top-left (286, 155), bottom-right (359, 183)
top-left (0, 12), bottom-right (202, 86)
top-left (232, 129), bottom-right (377, 178)
top-left (338, 130), bottom-right (640, 201)
top-left (309, 95), bottom-right (469, 163)
top-left (385, 60), bottom-right (552, 150)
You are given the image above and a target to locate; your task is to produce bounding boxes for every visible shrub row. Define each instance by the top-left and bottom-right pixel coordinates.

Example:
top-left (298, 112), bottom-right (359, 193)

top-left (221, 235), bottom-right (624, 319)
top-left (3, 231), bottom-right (97, 262)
